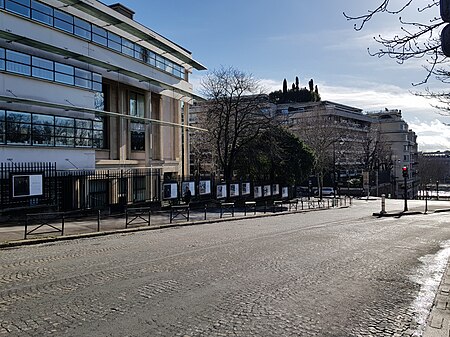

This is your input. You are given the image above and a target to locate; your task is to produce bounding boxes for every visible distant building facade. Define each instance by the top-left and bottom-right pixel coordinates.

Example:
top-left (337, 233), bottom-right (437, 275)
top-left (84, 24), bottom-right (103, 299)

top-left (367, 110), bottom-right (419, 198)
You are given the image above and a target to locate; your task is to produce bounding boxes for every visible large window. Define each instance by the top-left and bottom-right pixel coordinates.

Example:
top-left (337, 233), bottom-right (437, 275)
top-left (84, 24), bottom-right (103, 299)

top-left (2, 0), bottom-right (186, 80)
top-left (55, 62), bottom-right (74, 85)
top-left (0, 110), bottom-right (5, 144)
top-left (0, 48), bottom-right (5, 71)
top-left (74, 17), bottom-right (91, 40)
top-left (6, 50), bottom-right (31, 76)
top-left (31, 0), bottom-right (52, 25)
top-left (0, 110), bottom-right (104, 149)
top-left (130, 92), bottom-right (145, 151)
top-left (5, 0), bottom-right (30, 17)
top-left (55, 116), bottom-right (75, 147)
top-left (0, 47), bottom-right (102, 92)
top-left (92, 25), bottom-right (107, 46)
top-left (107, 31), bottom-right (122, 52)
top-left (54, 8), bottom-right (73, 33)
top-left (32, 56), bottom-right (53, 80)
top-left (6, 111), bottom-right (31, 145)
top-left (32, 113), bottom-right (54, 146)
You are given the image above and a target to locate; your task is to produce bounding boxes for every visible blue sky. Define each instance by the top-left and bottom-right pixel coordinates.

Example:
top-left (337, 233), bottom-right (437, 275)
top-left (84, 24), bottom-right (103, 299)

top-left (112, 0), bottom-right (450, 152)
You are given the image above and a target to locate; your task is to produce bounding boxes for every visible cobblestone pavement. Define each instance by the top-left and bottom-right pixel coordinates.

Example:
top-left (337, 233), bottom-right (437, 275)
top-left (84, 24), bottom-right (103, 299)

top-left (0, 199), bottom-right (449, 336)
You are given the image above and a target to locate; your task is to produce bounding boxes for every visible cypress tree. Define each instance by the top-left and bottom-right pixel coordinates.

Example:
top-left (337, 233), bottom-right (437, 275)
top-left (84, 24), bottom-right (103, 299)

top-left (283, 79), bottom-right (288, 94)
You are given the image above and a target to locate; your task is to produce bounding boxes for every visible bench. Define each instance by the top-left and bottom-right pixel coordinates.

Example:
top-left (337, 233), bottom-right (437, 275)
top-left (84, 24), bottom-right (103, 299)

top-left (170, 204), bottom-right (190, 223)
top-left (220, 202), bottom-right (235, 218)
top-left (272, 200), bottom-right (283, 212)
top-left (125, 207), bottom-right (151, 228)
top-left (287, 199), bottom-right (298, 211)
top-left (24, 209), bottom-right (101, 239)
top-left (244, 201), bottom-right (256, 215)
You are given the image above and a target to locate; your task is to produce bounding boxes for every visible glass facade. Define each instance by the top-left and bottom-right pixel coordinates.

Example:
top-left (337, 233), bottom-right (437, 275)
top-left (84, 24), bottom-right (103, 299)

top-left (0, 109), bottom-right (104, 148)
top-left (1, 0), bottom-right (185, 79)
top-left (129, 92), bottom-right (145, 151)
top-left (0, 47), bottom-right (102, 91)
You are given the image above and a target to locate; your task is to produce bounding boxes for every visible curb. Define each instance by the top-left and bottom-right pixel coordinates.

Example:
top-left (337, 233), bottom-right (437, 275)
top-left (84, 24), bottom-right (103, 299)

top-left (372, 211), bottom-right (423, 217)
top-left (373, 208), bottom-right (450, 218)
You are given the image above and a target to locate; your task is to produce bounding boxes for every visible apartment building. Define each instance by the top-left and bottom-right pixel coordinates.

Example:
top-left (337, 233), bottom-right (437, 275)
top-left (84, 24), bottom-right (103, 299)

top-left (278, 100), bottom-right (374, 179)
top-left (0, 0), bottom-right (205, 176)
top-left (367, 109), bottom-right (419, 198)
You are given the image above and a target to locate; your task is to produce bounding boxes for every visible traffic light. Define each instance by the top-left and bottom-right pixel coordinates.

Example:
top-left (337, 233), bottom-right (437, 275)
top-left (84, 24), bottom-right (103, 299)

top-left (441, 0), bottom-right (450, 56)
top-left (402, 166), bottom-right (409, 178)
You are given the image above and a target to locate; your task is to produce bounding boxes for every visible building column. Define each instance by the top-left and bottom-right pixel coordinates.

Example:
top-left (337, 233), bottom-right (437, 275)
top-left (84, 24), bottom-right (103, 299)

top-left (145, 91), bottom-right (152, 166)
top-left (119, 89), bottom-right (128, 161)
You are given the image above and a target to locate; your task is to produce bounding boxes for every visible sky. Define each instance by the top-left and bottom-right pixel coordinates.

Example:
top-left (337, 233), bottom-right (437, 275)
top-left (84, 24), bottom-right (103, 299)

top-left (110, 0), bottom-right (450, 152)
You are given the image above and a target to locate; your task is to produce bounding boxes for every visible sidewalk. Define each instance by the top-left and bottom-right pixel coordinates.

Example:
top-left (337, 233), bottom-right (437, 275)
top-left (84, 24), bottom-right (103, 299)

top-left (425, 262), bottom-right (450, 337)
top-left (0, 198), bottom-right (343, 248)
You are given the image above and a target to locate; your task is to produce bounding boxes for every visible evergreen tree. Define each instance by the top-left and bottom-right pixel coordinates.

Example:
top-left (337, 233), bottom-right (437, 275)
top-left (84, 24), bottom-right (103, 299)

top-left (282, 79), bottom-right (288, 94)
top-left (295, 76), bottom-right (299, 91)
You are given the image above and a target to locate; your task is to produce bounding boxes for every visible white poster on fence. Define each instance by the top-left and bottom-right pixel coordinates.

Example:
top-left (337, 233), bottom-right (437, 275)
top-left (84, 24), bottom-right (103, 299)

top-left (254, 186), bottom-right (262, 198)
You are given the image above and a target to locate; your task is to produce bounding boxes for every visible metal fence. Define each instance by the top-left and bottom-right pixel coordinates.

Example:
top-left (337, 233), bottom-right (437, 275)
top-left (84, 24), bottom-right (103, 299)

top-left (1, 162), bottom-right (344, 217)
top-left (0, 163), bottom-right (162, 215)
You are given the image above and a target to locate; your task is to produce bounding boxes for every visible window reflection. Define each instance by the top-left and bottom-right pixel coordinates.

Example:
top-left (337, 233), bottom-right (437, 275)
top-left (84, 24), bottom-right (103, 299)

top-left (0, 110), bottom-right (104, 149)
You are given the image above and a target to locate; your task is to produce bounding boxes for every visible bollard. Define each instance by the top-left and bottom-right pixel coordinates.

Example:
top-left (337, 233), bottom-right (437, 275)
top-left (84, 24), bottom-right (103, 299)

top-left (380, 194), bottom-right (387, 214)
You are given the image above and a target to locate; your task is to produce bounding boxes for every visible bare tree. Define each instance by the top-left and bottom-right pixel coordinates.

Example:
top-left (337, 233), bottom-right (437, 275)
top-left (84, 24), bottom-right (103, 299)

top-left (290, 106), bottom-right (345, 198)
top-left (359, 124), bottom-right (392, 172)
top-left (418, 153), bottom-right (448, 184)
top-left (343, 0), bottom-right (450, 111)
top-left (189, 109), bottom-right (218, 177)
top-left (200, 67), bottom-right (273, 181)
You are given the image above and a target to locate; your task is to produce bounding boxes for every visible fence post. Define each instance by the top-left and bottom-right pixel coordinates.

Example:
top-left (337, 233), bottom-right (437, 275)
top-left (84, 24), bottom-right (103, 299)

top-left (97, 210), bottom-right (101, 232)
top-left (148, 209), bottom-right (151, 226)
top-left (24, 216), bottom-right (28, 239)
top-left (204, 203), bottom-right (207, 220)
top-left (61, 214), bottom-right (65, 236)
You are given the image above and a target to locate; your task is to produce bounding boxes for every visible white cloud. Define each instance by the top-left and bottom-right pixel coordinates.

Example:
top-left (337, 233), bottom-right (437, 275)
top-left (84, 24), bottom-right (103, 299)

top-left (408, 119), bottom-right (450, 152)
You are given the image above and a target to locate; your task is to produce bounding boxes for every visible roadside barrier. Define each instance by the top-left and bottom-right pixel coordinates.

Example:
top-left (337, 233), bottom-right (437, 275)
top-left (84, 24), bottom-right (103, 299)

top-left (20, 197), bottom-right (351, 240)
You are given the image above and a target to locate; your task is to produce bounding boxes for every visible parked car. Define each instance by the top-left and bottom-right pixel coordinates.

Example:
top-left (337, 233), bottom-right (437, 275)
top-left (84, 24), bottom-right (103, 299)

top-left (315, 187), bottom-right (334, 196)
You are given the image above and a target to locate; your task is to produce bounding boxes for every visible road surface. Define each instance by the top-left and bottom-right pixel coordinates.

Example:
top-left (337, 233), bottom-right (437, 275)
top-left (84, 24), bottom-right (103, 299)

top-left (0, 199), bottom-right (449, 336)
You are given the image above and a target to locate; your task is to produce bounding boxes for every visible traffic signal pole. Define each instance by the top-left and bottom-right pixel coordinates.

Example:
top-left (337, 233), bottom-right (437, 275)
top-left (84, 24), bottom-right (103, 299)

top-left (403, 175), bottom-right (408, 212)
top-left (402, 166), bottom-right (408, 212)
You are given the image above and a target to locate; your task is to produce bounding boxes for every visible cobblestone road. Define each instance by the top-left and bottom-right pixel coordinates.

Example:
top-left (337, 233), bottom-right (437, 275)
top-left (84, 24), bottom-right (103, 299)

top-left (1, 199), bottom-right (450, 336)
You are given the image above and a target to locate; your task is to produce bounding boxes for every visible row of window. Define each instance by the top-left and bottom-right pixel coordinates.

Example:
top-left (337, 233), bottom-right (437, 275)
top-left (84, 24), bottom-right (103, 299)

top-left (0, 109), bottom-right (104, 148)
top-left (2, 0), bottom-right (185, 79)
top-left (0, 47), bottom-right (102, 91)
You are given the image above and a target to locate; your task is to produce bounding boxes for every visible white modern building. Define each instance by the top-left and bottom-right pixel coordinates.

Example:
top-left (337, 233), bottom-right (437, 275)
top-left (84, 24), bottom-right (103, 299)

top-left (0, 0), bottom-right (205, 176)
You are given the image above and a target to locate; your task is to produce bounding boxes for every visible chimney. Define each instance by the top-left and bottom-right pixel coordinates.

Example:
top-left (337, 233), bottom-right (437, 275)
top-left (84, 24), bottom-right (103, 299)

top-left (109, 3), bottom-right (135, 20)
